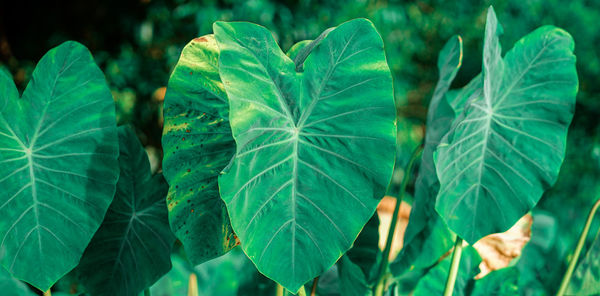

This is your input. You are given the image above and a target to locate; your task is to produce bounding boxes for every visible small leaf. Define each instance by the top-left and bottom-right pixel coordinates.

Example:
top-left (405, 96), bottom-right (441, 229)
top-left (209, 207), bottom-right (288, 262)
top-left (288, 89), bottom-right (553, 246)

top-left (215, 19), bottom-right (396, 292)
top-left (162, 34), bottom-right (238, 264)
top-left (434, 6), bottom-right (578, 244)
top-left (393, 35), bottom-right (462, 275)
top-left (471, 267), bottom-right (519, 296)
top-left (567, 229), bottom-right (600, 295)
top-left (0, 266), bottom-right (36, 296)
top-left (0, 41), bottom-right (119, 290)
top-left (77, 126), bottom-right (175, 296)
top-left (412, 246), bottom-right (481, 296)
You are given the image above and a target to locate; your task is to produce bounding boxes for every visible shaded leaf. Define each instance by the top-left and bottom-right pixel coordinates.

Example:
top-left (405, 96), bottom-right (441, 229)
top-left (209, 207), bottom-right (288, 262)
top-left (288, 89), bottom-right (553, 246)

top-left (0, 266), bottom-right (36, 296)
top-left (338, 214), bottom-right (380, 296)
top-left (471, 267), bottom-right (519, 296)
top-left (393, 35), bottom-right (462, 275)
top-left (77, 126), bottom-right (174, 296)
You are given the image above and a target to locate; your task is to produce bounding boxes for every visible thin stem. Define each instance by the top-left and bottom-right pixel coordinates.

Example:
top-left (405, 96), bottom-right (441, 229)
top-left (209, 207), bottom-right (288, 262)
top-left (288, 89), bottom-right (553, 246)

top-left (443, 237), bottom-right (464, 296)
top-left (188, 273), bottom-right (198, 296)
top-left (556, 197), bottom-right (600, 296)
top-left (43, 290), bottom-right (51, 296)
top-left (276, 284), bottom-right (284, 296)
top-left (374, 144), bottom-right (423, 296)
top-left (144, 288), bottom-right (151, 296)
top-left (310, 277), bottom-right (319, 296)
top-left (297, 286), bottom-right (307, 296)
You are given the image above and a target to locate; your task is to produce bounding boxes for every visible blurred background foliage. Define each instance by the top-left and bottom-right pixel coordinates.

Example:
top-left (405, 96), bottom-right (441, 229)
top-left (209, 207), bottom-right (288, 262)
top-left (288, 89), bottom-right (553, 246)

top-left (1, 0), bottom-right (600, 295)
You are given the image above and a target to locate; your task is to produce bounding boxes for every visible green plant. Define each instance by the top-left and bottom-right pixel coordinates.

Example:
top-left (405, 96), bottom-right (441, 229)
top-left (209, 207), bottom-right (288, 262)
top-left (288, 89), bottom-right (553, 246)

top-left (0, 5), bottom-right (594, 296)
top-left (0, 41), bottom-right (120, 292)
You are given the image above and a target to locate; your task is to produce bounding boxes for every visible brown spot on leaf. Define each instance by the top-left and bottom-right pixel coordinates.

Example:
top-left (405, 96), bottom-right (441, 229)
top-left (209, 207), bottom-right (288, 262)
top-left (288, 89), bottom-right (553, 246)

top-left (194, 36), bottom-right (209, 42)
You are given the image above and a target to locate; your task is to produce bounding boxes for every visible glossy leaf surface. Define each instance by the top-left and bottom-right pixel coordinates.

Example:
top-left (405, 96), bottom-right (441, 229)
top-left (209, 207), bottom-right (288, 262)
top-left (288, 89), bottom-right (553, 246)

top-left (393, 35), bottom-right (462, 275)
top-left (215, 19), bottom-right (396, 292)
top-left (434, 7), bottom-right (578, 243)
top-left (78, 127), bottom-right (174, 296)
top-left (0, 41), bottom-right (119, 290)
top-left (162, 34), bottom-right (238, 264)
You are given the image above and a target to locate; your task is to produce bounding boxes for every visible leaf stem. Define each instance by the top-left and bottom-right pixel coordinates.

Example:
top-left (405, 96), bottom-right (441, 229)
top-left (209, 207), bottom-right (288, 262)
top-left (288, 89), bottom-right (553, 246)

top-left (556, 197), bottom-right (600, 296)
top-left (43, 290), bottom-right (51, 296)
top-left (374, 144), bottom-right (423, 296)
top-left (188, 273), bottom-right (198, 296)
top-left (276, 284), bottom-right (284, 296)
top-left (310, 277), bottom-right (319, 296)
top-left (442, 237), bottom-right (464, 296)
top-left (297, 286), bottom-right (307, 296)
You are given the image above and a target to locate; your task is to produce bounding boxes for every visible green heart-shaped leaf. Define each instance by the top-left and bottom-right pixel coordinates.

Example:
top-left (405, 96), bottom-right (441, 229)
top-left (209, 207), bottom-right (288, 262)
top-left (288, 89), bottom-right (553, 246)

top-left (77, 126), bottom-right (174, 296)
top-left (215, 19), bottom-right (396, 292)
top-left (162, 34), bottom-right (238, 264)
top-left (0, 41), bottom-right (119, 291)
top-left (434, 7), bottom-right (578, 243)
top-left (393, 35), bottom-right (462, 275)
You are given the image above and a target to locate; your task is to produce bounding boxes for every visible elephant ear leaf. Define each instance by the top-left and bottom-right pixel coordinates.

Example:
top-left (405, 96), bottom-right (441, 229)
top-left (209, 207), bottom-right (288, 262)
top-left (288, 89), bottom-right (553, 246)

top-left (567, 229), bottom-right (600, 295)
top-left (0, 41), bottom-right (119, 291)
top-left (214, 18), bottom-right (396, 292)
top-left (161, 34), bottom-right (238, 264)
top-left (393, 35), bottom-right (462, 275)
top-left (77, 126), bottom-right (175, 296)
top-left (434, 6), bottom-right (578, 244)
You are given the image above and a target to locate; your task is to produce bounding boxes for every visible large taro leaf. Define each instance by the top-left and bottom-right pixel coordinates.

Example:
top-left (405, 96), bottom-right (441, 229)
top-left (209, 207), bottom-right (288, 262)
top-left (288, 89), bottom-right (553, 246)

top-left (338, 213), bottom-right (380, 296)
top-left (412, 246), bottom-right (481, 296)
top-left (162, 34), bottom-right (238, 264)
top-left (0, 41), bottom-right (119, 290)
top-left (215, 19), bottom-right (396, 292)
top-left (77, 126), bottom-right (174, 296)
top-left (434, 7), bottom-right (578, 244)
top-left (392, 35), bottom-right (462, 276)
top-left (567, 229), bottom-right (600, 295)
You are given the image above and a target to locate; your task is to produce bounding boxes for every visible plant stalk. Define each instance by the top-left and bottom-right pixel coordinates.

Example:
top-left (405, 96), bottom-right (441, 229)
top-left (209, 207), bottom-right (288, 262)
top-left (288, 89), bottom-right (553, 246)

top-left (443, 237), bottom-right (464, 296)
top-left (374, 144), bottom-right (423, 296)
top-left (310, 277), bottom-right (319, 296)
top-left (556, 197), bottom-right (600, 296)
top-left (43, 290), bottom-right (51, 296)
top-left (188, 273), bottom-right (198, 296)
top-left (297, 286), bottom-right (307, 296)
top-left (276, 284), bottom-right (284, 296)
